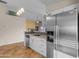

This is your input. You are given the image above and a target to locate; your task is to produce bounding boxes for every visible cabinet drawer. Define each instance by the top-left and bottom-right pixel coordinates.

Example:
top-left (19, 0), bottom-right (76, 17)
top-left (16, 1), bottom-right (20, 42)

top-left (41, 39), bottom-right (46, 43)
top-left (41, 40), bottom-right (46, 45)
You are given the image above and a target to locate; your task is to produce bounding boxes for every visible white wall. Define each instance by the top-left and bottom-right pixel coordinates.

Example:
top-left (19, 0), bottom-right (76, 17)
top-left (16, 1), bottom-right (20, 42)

top-left (0, 3), bottom-right (25, 46)
top-left (0, 15), bottom-right (25, 46)
top-left (0, 3), bottom-right (7, 14)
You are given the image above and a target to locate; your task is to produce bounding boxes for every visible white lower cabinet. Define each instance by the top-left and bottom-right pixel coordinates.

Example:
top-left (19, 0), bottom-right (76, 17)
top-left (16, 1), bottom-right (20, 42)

top-left (29, 37), bottom-right (34, 49)
top-left (30, 36), bottom-right (47, 57)
top-left (39, 38), bottom-right (47, 57)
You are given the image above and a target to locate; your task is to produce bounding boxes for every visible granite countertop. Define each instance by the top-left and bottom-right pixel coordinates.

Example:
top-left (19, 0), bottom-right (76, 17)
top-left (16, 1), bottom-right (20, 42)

top-left (25, 31), bottom-right (47, 39)
top-left (25, 31), bottom-right (47, 35)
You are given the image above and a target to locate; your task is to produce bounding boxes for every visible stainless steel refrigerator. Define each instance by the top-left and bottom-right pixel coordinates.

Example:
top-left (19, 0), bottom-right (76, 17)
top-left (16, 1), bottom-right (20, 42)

top-left (46, 9), bottom-right (78, 58)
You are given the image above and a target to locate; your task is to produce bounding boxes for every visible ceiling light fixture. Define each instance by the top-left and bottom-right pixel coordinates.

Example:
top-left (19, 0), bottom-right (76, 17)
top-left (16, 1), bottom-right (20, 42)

top-left (20, 8), bottom-right (24, 12)
top-left (16, 12), bottom-right (20, 16)
top-left (18, 10), bottom-right (22, 14)
top-left (16, 8), bottom-right (24, 16)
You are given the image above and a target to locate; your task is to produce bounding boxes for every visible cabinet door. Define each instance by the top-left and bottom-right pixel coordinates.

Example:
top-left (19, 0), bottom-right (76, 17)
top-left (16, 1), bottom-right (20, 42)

top-left (39, 38), bottom-right (47, 57)
top-left (30, 36), bottom-right (47, 57)
top-left (33, 37), bottom-right (40, 51)
top-left (30, 36), bottom-right (41, 52)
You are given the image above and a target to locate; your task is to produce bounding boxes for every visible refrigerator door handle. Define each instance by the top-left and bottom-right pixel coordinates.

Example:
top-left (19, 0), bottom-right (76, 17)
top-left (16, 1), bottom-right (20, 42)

top-left (56, 26), bottom-right (59, 45)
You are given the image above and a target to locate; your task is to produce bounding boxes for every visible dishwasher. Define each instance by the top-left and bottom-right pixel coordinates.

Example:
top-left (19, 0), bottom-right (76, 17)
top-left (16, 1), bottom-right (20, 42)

top-left (24, 33), bottom-right (30, 48)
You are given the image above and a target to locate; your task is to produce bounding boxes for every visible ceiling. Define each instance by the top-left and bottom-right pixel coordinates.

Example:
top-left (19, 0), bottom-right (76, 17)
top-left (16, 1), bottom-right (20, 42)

top-left (1, 0), bottom-right (65, 15)
top-left (39, 0), bottom-right (64, 6)
top-left (3, 0), bottom-right (64, 6)
top-left (2, 0), bottom-right (46, 18)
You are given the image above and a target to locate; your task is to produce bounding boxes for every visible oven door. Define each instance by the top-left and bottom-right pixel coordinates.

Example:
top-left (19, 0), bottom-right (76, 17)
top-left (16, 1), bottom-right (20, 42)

top-left (47, 35), bottom-right (54, 58)
top-left (47, 35), bottom-right (54, 43)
